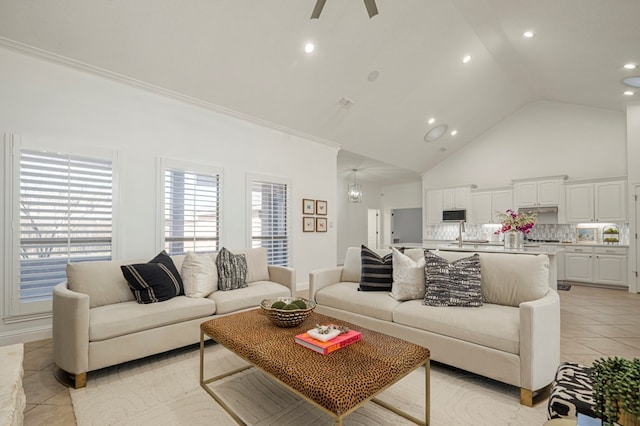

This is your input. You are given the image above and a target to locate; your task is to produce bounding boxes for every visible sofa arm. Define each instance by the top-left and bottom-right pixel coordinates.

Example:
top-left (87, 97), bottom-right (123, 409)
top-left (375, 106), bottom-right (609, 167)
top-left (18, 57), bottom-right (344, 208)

top-left (309, 267), bottom-right (344, 302)
top-left (519, 289), bottom-right (560, 392)
top-left (52, 281), bottom-right (90, 376)
top-left (267, 265), bottom-right (296, 297)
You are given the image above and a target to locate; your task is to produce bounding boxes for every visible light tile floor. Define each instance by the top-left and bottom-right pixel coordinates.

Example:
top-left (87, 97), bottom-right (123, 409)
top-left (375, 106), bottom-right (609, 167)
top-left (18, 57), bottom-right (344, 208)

top-left (18, 284), bottom-right (640, 425)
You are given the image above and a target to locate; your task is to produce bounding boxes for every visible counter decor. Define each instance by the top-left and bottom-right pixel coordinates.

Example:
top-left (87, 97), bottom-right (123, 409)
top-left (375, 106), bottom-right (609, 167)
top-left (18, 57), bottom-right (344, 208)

top-left (495, 209), bottom-right (537, 250)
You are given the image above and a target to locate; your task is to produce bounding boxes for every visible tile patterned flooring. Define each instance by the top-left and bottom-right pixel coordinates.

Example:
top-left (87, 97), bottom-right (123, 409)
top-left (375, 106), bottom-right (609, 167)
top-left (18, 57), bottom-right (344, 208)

top-left (18, 284), bottom-right (640, 425)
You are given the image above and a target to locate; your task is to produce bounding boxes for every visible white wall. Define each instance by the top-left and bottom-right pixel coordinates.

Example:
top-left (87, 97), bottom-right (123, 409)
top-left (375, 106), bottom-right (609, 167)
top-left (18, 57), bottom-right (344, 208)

top-left (423, 100), bottom-right (627, 189)
top-left (0, 46), bottom-right (338, 343)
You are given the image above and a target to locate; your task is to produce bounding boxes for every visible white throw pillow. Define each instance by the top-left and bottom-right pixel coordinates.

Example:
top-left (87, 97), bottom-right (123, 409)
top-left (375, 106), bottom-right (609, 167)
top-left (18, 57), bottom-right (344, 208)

top-left (390, 248), bottom-right (426, 301)
top-left (181, 252), bottom-right (218, 298)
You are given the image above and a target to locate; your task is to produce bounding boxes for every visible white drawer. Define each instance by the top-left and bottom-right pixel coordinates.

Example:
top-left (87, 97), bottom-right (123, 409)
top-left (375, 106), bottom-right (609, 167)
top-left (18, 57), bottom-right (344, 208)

top-left (594, 247), bottom-right (627, 255)
top-left (563, 246), bottom-right (595, 254)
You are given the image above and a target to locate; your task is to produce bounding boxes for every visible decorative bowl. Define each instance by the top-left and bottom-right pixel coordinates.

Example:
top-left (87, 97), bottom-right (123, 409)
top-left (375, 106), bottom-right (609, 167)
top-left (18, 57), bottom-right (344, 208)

top-left (260, 297), bottom-right (316, 328)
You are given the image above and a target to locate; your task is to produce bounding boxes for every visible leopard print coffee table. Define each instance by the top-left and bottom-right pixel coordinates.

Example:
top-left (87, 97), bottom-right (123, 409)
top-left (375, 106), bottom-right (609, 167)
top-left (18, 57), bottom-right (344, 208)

top-left (200, 309), bottom-right (430, 425)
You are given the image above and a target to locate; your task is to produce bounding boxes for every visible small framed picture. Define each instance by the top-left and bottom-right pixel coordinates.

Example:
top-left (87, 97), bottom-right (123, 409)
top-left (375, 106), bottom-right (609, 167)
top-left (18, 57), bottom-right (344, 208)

top-left (302, 199), bottom-right (315, 215)
top-left (316, 217), bottom-right (327, 232)
top-left (316, 200), bottom-right (327, 216)
top-left (576, 227), bottom-right (598, 243)
top-left (303, 217), bottom-right (315, 232)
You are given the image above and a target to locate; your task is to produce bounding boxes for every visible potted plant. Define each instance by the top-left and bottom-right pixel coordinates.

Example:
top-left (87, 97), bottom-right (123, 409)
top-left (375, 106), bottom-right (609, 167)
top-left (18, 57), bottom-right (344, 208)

top-left (591, 357), bottom-right (640, 426)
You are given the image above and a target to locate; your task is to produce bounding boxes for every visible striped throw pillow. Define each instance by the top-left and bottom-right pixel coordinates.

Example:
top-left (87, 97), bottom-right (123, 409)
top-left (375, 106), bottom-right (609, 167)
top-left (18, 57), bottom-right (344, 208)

top-left (121, 251), bottom-right (184, 304)
top-left (359, 245), bottom-right (393, 291)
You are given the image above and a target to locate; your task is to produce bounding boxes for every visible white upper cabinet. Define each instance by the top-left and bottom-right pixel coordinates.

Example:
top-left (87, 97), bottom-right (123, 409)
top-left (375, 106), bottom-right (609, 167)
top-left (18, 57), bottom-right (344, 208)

top-left (566, 179), bottom-right (626, 223)
top-left (514, 179), bottom-right (562, 207)
top-left (470, 189), bottom-right (513, 224)
top-left (443, 187), bottom-right (469, 210)
top-left (425, 189), bottom-right (443, 225)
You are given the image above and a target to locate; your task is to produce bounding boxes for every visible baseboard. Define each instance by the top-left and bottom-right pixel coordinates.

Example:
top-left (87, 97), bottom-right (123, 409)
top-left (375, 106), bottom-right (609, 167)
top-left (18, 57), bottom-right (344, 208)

top-left (0, 324), bottom-right (52, 346)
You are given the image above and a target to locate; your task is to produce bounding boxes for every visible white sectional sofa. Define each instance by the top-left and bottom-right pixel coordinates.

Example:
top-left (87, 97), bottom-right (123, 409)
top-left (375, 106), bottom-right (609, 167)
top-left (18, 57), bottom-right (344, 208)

top-left (53, 247), bottom-right (294, 388)
top-left (309, 247), bottom-right (560, 406)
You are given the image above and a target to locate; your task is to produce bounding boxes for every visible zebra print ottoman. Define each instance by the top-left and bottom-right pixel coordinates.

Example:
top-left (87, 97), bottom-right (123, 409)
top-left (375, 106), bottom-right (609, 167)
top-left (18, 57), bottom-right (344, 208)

top-left (547, 362), bottom-right (596, 420)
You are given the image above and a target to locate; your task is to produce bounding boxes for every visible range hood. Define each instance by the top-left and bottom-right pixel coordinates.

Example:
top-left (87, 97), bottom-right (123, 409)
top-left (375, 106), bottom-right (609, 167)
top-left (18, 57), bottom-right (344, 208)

top-left (518, 206), bottom-right (558, 214)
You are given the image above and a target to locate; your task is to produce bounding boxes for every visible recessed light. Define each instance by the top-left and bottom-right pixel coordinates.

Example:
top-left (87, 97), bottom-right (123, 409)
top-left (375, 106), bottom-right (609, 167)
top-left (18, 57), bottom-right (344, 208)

top-left (523, 31), bottom-right (535, 38)
top-left (624, 63), bottom-right (637, 70)
top-left (462, 55), bottom-right (472, 64)
top-left (624, 91), bottom-right (635, 96)
top-left (450, 130), bottom-right (458, 136)
top-left (427, 117), bottom-right (435, 125)
top-left (304, 43), bottom-right (315, 53)
top-left (424, 124), bottom-right (448, 142)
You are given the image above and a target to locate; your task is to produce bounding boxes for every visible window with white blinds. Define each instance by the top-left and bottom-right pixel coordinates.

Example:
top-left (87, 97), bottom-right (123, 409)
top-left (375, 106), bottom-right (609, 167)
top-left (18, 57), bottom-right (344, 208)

top-left (19, 149), bottom-right (113, 304)
top-left (164, 168), bottom-right (221, 255)
top-left (251, 179), bottom-right (289, 266)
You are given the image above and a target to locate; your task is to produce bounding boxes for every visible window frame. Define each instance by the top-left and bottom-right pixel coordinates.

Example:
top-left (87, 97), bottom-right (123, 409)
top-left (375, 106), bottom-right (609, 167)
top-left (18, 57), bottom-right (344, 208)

top-left (3, 133), bottom-right (120, 320)
top-left (247, 173), bottom-right (291, 267)
top-left (157, 158), bottom-right (224, 256)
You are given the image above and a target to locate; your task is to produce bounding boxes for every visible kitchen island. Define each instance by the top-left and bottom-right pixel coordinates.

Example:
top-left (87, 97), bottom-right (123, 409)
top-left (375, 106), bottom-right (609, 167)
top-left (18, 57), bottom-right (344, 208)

top-left (395, 242), bottom-right (564, 290)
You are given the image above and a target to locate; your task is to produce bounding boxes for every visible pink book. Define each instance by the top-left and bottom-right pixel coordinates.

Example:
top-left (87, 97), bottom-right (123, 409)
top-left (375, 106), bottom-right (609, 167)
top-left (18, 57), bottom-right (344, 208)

top-left (294, 330), bottom-right (362, 355)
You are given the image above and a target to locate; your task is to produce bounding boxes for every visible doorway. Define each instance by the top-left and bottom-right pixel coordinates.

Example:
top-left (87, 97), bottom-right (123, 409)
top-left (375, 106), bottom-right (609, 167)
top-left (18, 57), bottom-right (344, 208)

top-left (367, 209), bottom-right (380, 249)
top-left (391, 207), bottom-right (423, 244)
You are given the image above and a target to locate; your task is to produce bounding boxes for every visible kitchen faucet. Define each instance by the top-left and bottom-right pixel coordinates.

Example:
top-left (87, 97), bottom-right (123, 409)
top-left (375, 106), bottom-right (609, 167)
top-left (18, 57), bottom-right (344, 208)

top-left (457, 220), bottom-right (465, 247)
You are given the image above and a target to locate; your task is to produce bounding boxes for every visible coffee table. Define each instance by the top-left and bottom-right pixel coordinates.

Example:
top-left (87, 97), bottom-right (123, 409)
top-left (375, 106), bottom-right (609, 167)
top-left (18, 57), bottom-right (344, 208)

top-left (199, 309), bottom-right (430, 425)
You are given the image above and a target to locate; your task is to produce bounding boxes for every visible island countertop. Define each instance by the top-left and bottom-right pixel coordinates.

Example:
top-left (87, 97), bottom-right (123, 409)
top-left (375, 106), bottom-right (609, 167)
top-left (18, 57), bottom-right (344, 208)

top-left (396, 242), bottom-right (565, 256)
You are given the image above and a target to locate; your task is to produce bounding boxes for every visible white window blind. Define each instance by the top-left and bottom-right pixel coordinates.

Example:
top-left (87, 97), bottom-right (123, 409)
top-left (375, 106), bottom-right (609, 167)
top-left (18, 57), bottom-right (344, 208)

top-left (164, 168), bottom-right (220, 255)
top-left (251, 180), bottom-right (289, 266)
top-left (19, 149), bottom-right (113, 303)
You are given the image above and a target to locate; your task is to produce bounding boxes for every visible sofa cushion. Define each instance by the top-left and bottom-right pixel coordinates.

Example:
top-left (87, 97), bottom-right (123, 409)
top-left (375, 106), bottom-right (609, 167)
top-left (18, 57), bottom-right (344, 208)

top-left (391, 248), bottom-right (426, 301)
top-left (89, 296), bottom-right (216, 341)
top-left (342, 246), bottom-right (391, 283)
top-left (121, 251), bottom-right (185, 304)
top-left (216, 247), bottom-right (248, 291)
top-left (424, 252), bottom-right (482, 307)
top-left (359, 245), bottom-right (393, 291)
top-left (181, 252), bottom-right (218, 298)
top-left (236, 247), bottom-right (270, 283)
top-left (427, 251), bottom-right (550, 307)
top-left (207, 280), bottom-right (290, 315)
top-left (67, 260), bottom-right (137, 308)
top-left (315, 282), bottom-right (402, 322)
top-left (393, 299), bottom-right (520, 354)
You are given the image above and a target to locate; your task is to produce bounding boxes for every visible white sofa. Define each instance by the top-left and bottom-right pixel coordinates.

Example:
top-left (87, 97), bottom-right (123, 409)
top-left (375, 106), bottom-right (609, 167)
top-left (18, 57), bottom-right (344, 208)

top-left (309, 247), bottom-right (560, 406)
top-left (53, 247), bottom-right (295, 388)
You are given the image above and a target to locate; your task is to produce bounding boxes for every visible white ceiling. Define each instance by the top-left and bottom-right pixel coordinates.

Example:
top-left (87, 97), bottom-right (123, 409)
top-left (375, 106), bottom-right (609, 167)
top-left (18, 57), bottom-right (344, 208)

top-left (0, 0), bottom-right (638, 183)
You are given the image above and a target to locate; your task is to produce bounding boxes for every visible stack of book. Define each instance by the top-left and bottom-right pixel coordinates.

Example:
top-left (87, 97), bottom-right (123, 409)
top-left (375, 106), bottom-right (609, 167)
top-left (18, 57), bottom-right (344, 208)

top-left (295, 327), bottom-right (362, 355)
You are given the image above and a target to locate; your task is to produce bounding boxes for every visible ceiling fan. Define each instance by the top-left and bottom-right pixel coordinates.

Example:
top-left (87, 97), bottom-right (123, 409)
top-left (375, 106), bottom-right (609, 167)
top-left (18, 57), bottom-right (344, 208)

top-left (310, 0), bottom-right (379, 19)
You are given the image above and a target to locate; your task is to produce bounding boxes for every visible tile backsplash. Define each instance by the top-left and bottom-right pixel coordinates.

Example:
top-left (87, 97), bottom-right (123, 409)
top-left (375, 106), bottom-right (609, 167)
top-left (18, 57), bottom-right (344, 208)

top-left (423, 223), bottom-right (630, 245)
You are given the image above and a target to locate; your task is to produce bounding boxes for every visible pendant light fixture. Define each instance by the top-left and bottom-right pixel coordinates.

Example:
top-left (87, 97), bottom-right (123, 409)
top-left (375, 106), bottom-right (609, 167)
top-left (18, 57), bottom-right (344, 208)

top-left (348, 169), bottom-right (363, 203)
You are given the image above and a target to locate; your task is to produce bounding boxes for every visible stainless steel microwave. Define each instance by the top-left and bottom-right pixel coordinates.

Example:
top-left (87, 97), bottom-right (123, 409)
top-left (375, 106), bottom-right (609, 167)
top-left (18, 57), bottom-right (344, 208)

top-left (442, 209), bottom-right (466, 222)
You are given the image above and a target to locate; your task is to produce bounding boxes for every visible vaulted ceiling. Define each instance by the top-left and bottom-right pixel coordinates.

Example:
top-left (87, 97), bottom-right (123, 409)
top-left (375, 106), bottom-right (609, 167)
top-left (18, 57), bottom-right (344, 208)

top-left (0, 0), bottom-right (638, 182)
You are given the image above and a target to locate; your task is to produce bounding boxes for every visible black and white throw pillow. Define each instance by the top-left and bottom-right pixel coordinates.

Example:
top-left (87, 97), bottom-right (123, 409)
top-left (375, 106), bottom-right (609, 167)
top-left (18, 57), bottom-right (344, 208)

top-left (423, 251), bottom-right (482, 307)
top-left (216, 247), bottom-right (248, 291)
top-left (121, 251), bottom-right (184, 304)
top-left (359, 245), bottom-right (393, 291)
top-left (547, 362), bottom-right (596, 420)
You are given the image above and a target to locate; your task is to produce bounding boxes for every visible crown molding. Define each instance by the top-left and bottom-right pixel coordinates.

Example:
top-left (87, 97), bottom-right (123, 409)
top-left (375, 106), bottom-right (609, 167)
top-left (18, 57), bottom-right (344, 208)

top-left (0, 36), bottom-right (341, 150)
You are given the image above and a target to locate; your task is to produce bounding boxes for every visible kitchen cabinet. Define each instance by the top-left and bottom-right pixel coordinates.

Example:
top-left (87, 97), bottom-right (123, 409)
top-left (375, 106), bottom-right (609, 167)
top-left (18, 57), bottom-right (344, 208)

top-left (470, 189), bottom-right (513, 224)
top-left (425, 189), bottom-right (443, 225)
top-left (443, 187), bottom-right (470, 210)
top-left (514, 178), bottom-right (563, 208)
top-left (564, 246), bottom-right (627, 287)
top-left (565, 180), bottom-right (627, 223)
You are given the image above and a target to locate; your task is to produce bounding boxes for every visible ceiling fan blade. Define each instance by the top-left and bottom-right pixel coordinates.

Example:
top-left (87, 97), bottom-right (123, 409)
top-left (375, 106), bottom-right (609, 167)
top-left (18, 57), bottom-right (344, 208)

top-left (363, 0), bottom-right (378, 18)
top-left (310, 0), bottom-right (327, 19)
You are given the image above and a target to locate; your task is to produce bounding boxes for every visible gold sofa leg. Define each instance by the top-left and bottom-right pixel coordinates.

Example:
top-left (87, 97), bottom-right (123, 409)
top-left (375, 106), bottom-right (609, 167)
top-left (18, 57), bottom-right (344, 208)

top-left (520, 384), bottom-right (552, 407)
top-left (74, 372), bottom-right (87, 389)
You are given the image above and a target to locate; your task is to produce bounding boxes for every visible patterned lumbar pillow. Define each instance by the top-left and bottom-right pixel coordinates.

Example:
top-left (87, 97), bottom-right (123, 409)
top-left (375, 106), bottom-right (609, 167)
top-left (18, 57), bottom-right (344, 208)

top-left (423, 251), bottom-right (482, 307)
top-left (216, 247), bottom-right (248, 291)
top-left (121, 251), bottom-right (184, 304)
top-left (390, 247), bottom-right (426, 301)
top-left (359, 245), bottom-right (393, 291)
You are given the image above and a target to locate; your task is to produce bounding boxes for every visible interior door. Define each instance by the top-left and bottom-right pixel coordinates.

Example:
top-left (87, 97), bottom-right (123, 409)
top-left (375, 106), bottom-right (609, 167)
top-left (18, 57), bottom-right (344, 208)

top-left (367, 209), bottom-right (380, 249)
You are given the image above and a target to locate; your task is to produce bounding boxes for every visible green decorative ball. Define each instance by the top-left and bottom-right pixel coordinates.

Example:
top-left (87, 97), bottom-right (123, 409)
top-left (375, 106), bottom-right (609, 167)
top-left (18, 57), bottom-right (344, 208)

top-left (271, 301), bottom-right (287, 309)
top-left (291, 299), bottom-right (307, 309)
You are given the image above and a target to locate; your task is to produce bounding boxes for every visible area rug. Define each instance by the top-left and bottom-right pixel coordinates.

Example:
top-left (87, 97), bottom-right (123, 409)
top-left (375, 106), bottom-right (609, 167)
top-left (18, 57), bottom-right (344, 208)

top-left (70, 343), bottom-right (548, 425)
